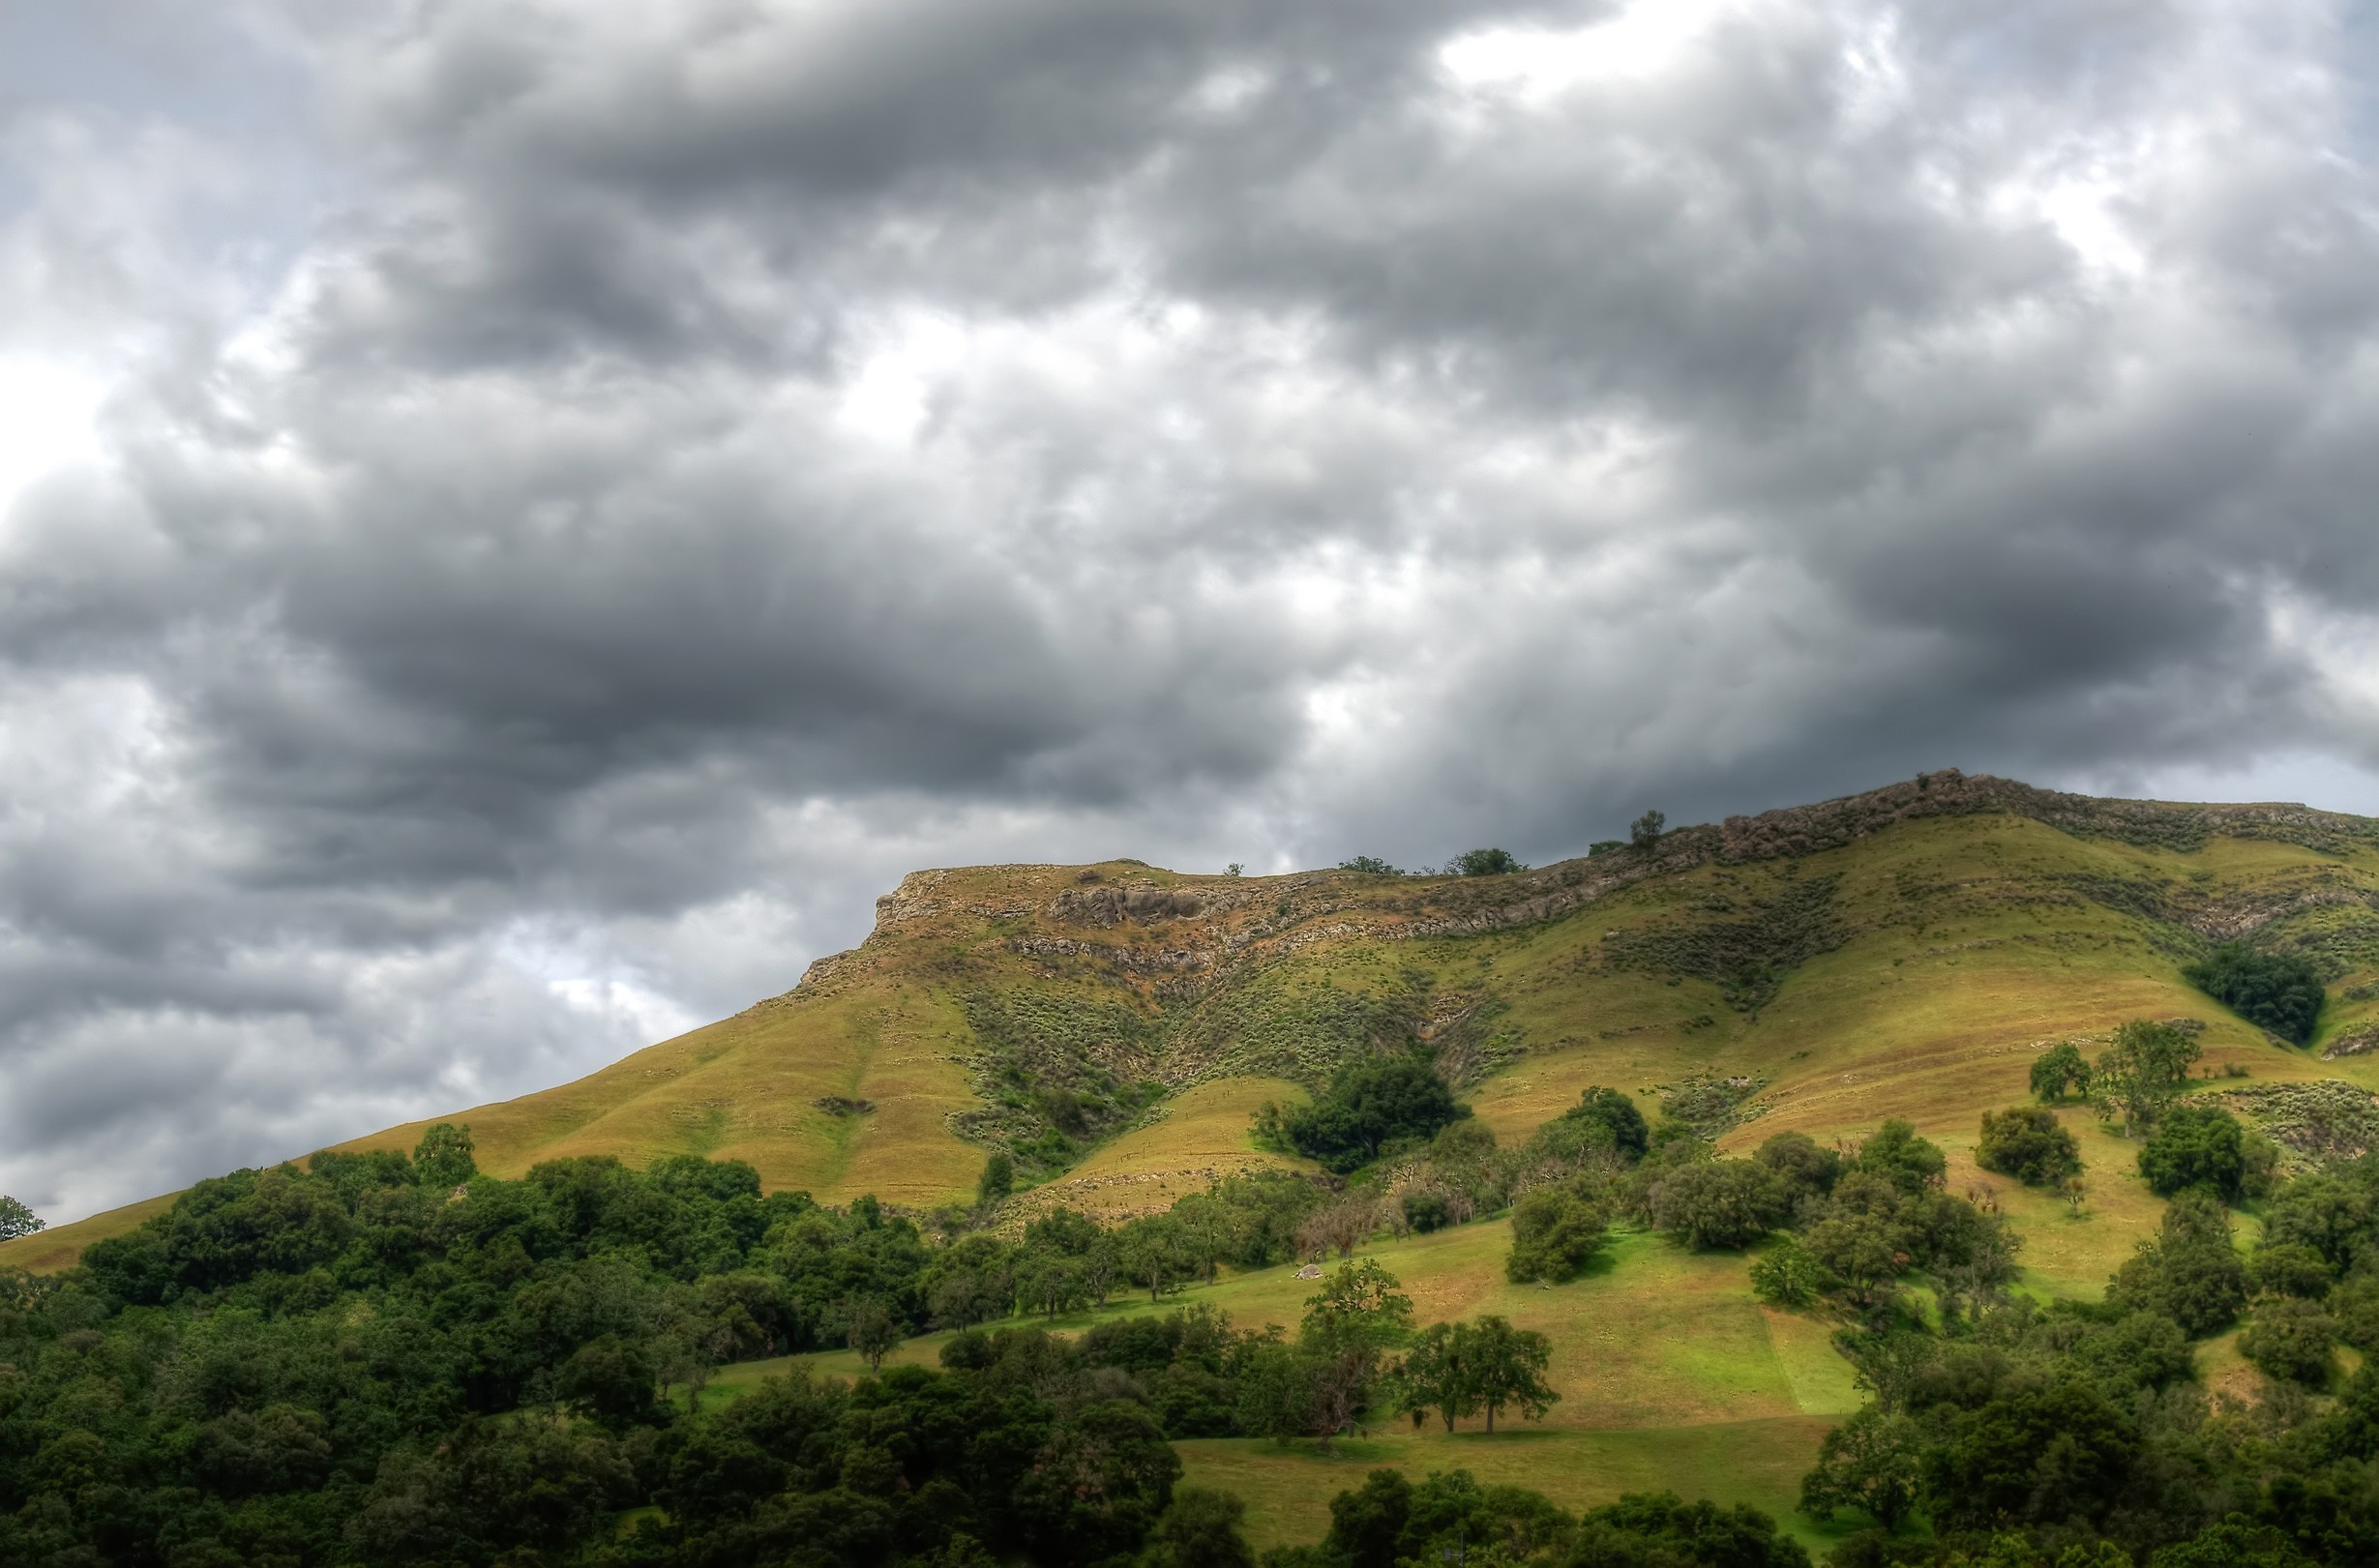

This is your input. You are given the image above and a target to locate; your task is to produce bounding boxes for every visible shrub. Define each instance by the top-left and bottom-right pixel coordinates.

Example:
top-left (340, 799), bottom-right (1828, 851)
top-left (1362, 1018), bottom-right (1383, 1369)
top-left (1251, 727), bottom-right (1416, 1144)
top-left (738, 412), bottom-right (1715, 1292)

top-left (2185, 943), bottom-right (2325, 1044)
top-left (1749, 1236), bottom-right (1831, 1308)
top-left (2137, 1105), bottom-right (2247, 1199)
top-left (1505, 1187), bottom-right (1609, 1284)
top-left (2240, 1297), bottom-right (2338, 1386)
top-left (1450, 848), bottom-right (1526, 876)
top-left (1977, 1107), bottom-right (2083, 1185)
top-left (1400, 1191), bottom-right (1452, 1234)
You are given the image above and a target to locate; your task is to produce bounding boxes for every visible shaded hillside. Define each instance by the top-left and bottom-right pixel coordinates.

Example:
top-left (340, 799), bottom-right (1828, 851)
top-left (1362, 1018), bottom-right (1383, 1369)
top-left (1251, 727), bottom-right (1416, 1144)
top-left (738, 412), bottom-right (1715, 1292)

top-left (16, 768), bottom-right (2379, 1270)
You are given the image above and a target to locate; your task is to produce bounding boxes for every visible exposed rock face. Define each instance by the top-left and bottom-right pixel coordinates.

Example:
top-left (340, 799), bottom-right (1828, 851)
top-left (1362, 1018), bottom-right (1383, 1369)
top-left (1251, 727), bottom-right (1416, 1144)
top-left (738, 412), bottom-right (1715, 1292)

top-left (751, 770), bottom-right (2376, 1017)
top-left (1048, 885), bottom-right (1209, 927)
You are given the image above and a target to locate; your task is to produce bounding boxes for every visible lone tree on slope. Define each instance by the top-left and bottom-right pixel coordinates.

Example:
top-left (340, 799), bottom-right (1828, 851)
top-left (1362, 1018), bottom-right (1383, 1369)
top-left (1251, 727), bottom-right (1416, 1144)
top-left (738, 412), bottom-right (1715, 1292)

top-left (0, 1195), bottom-right (43, 1242)
top-left (1630, 810), bottom-right (1666, 849)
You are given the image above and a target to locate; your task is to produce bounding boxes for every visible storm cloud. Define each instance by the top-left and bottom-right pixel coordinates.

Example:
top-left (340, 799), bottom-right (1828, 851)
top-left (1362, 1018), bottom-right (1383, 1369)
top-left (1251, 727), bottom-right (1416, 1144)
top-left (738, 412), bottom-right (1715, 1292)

top-left (4, 0), bottom-right (2378, 1220)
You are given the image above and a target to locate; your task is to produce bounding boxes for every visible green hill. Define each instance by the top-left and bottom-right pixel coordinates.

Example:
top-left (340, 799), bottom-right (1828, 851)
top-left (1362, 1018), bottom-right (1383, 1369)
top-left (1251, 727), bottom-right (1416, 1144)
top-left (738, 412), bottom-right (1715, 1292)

top-left (16, 768), bottom-right (2379, 1272)
top-left (14, 769), bottom-right (2379, 1555)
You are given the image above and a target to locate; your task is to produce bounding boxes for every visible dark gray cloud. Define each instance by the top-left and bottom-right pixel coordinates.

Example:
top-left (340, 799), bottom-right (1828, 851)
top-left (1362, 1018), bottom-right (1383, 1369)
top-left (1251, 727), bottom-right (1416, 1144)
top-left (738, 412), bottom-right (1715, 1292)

top-left (3, 0), bottom-right (2377, 1220)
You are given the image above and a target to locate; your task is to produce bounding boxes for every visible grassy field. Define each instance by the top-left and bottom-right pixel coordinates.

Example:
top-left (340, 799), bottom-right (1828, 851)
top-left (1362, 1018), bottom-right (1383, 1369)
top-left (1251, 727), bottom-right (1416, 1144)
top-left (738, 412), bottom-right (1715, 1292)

top-left (708, 1220), bottom-right (1869, 1552)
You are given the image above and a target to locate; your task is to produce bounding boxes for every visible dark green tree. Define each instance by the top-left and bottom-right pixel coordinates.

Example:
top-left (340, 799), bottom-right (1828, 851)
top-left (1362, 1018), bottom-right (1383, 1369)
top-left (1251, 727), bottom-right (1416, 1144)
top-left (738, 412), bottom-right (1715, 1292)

top-left (1799, 1406), bottom-right (1923, 1532)
top-left (2093, 1020), bottom-right (2202, 1136)
top-left (1393, 1321), bottom-right (1474, 1432)
top-left (0, 1194), bottom-right (43, 1241)
top-left (1650, 1160), bottom-right (1789, 1249)
top-left (1856, 1119), bottom-right (1948, 1195)
top-left (2138, 1104), bottom-right (2249, 1199)
top-left (1143, 1487), bottom-right (1256, 1568)
top-left (1977, 1106), bottom-right (2083, 1185)
top-left (1504, 1185), bottom-right (1609, 1283)
top-left (2240, 1296), bottom-right (2338, 1386)
top-left (843, 1295), bottom-right (901, 1371)
top-left (1281, 1055), bottom-right (1472, 1172)
top-left (1464, 1316), bottom-right (1557, 1433)
top-left (1118, 1213), bottom-right (1194, 1303)
top-left (1451, 847), bottom-right (1527, 876)
top-left (1630, 810), bottom-right (1667, 848)
top-left (1561, 1086), bottom-right (1651, 1161)
top-left (978, 1151), bottom-right (1016, 1206)
top-left (412, 1122), bottom-right (477, 1190)
top-left (2109, 1192), bottom-right (2249, 1338)
top-left (2031, 1039), bottom-right (2094, 1103)
top-left (2185, 942), bottom-right (2325, 1044)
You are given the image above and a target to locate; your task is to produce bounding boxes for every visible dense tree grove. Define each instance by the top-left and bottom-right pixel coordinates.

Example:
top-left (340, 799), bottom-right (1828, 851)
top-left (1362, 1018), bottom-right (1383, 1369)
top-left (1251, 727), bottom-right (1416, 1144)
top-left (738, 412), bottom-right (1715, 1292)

top-left (2184, 943), bottom-right (2327, 1045)
top-left (1278, 1055), bottom-right (1472, 1173)
top-left (0, 1133), bottom-right (1362, 1567)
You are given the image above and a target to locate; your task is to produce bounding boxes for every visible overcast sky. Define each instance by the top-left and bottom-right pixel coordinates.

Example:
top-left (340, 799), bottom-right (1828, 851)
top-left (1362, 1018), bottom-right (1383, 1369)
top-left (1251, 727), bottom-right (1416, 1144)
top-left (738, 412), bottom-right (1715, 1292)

top-left (4, 0), bottom-right (2379, 1223)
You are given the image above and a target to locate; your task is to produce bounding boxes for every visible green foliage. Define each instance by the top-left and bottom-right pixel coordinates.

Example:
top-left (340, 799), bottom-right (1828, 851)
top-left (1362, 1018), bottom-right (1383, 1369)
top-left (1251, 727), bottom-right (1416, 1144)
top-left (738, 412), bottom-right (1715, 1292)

top-left (1335, 855), bottom-right (1402, 875)
top-left (0, 1194), bottom-right (43, 1242)
top-left (2032, 1040), bottom-right (2094, 1104)
top-left (1631, 810), bottom-right (1668, 848)
top-left (1450, 847), bottom-right (1527, 876)
top-left (2138, 1105), bottom-right (2250, 1199)
top-left (2094, 1020), bottom-right (2203, 1135)
top-left (1279, 1053), bottom-right (1472, 1173)
top-left (1559, 1085), bottom-right (1651, 1161)
top-left (1754, 1131), bottom-right (1844, 1208)
top-left (1462, 1314), bottom-right (1559, 1433)
top-left (1399, 1190), bottom-right (1451, 1233)
top-left (1504, 1184), bottom-right (1610, 1283)
top-left (1799, 1405), bottom-right (1923, 1531)
top-left (1857, 1119), bottom-right (1949, 1196)
top-left (2186, 941), bottom-right (2326, 1044)
top-left (1750, 1235), bottom-right (1833, 1309)
top-left (977, 1151), bottom-right (1016, 1206)
top-left (1145, 1487), bottom-right (1257, 1568)
top-left (1978, 1106), bottom-right (2084, 1185)
top-left (2109, 1191), bottom-right (2249, 1338)
top-left (2240, 1296), bottom-right (2339, 1386)
top-left (1299, 1470), bottom-right (1801, 1568)
top-left (1649, 1159), bottom-right (1790, 1249)
top-left (412, 1121), bottom-right (477, 1189)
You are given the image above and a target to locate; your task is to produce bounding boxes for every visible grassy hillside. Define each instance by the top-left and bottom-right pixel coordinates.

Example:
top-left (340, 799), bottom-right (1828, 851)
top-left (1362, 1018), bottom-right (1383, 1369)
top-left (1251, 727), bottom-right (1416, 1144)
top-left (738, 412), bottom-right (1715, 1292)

top-left (15, 768), bottom-right (2379, 1552)
top-left (16, 770), bottom-right (2379, 1264)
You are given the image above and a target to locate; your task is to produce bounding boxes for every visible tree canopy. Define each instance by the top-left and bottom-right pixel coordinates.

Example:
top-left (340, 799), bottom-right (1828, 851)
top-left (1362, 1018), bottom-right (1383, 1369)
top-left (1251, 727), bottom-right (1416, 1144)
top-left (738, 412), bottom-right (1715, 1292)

top-left (2185, 942), bottom-right (2325, 1044)
top-left (1279, 1055), bottom-right (1472, 1173)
